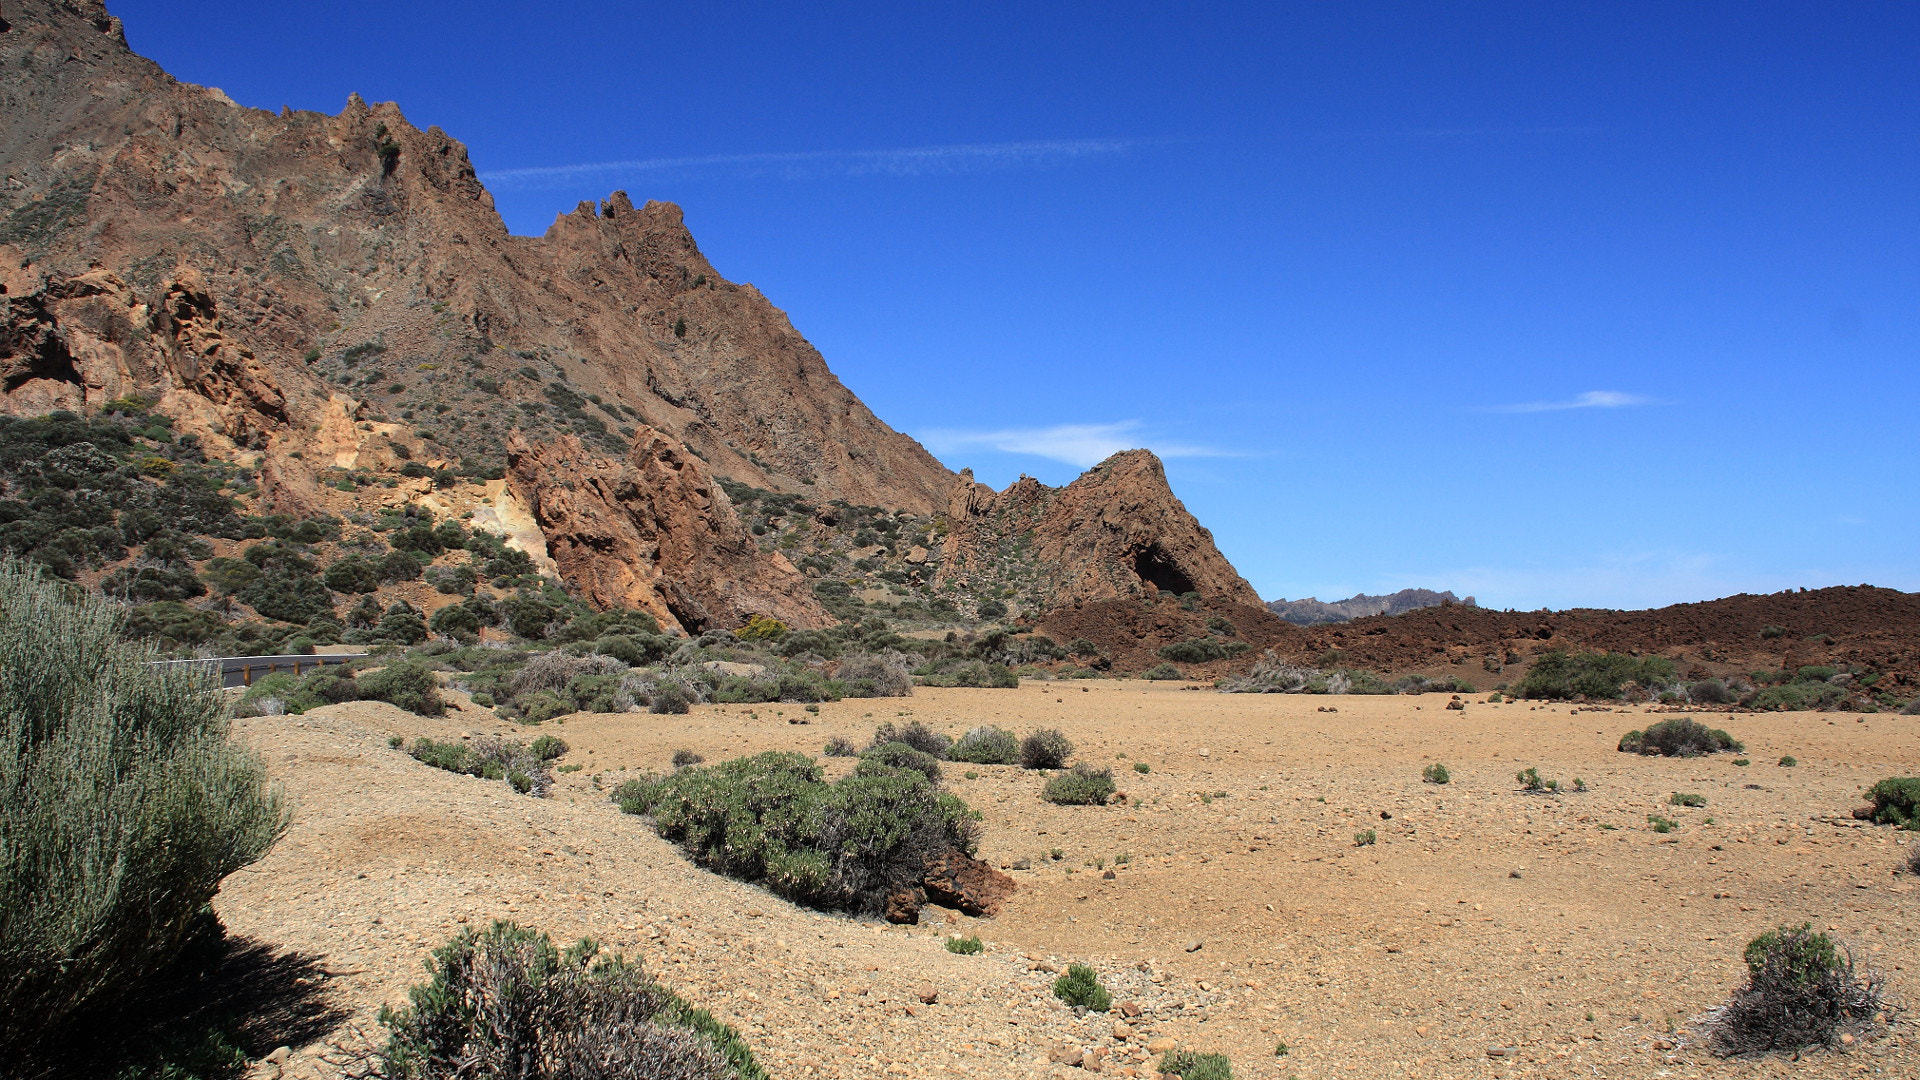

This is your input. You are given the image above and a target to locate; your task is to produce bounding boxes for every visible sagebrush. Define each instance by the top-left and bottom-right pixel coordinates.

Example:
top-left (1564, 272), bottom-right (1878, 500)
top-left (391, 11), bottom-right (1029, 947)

top-left (0, 558), bottom-right (286, 1064)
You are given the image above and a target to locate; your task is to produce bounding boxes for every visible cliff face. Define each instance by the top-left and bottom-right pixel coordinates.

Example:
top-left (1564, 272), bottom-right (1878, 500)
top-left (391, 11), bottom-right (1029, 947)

top-left (505, 431), bottom-right (829, 634)
top-left (0, 1), bottom-right (1266, 629)
top-left (937, 450), bottom-right (1261, 611)
top-left (0, 0), bottom-right (952, 511)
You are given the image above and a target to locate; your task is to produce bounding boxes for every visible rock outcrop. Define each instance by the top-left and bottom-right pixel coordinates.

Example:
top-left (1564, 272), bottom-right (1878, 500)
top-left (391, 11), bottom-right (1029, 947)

top-left (938, 450), bottom-right (1262, 610)
top-left (505, 430), bottom-right (829, 634)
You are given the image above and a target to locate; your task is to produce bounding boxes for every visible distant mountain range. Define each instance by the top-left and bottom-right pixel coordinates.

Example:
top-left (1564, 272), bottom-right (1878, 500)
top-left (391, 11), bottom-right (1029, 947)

top-left (1265, 589), bottom-right (1473, 626)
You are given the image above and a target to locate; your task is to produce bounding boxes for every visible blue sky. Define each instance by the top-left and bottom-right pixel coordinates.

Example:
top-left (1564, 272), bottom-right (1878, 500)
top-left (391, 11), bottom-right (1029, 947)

top-left (112, 2), bottom-right (1919, 610)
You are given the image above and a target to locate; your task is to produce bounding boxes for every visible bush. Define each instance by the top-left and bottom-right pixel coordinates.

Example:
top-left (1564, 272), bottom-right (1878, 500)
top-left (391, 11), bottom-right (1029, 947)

top-left (915, 659), bottom-right (1019, 688)
top-left (1140, 662), bottom-right (1183, 680)
top-left (0, 558), bottom-right (285, 1064)
top-left (1215, 650), bottom-right (1392, 694)
top-left (1751, 681), bottom-right (1849, 712)
top-left (379, 921), bottom-right (757, 1080)
top-left (408, 737), bottom-right (552, 796)
top-left (1517, 650), bottom-right (1677, 701)
top-left (530, 735), bottom-right (570, 761)
top-left (1779, 755), bottom-right (1798, 768)
top-left (1133, 761), bottom-right (1150, 774)
top-left (1020, 728), bottom-right (1073, 770)
top-left (949, 725), bottom-right (1020, 765)
top-left (822, 736), bottom-right (856, 757)
top-left (1158, 637), bottom-right (1250, 664)
top-left (1671, 792), bottom-right (1707, 807)
top-left (1618, 717), bottom-right (1742, 757)
top-left (869, 720), bottom-right (950, 757)
top-left (1709, 924), bottom-right (1881, 1054)
top-left (1158, 1049), bottom-right (1233, 1080)
top-left (615, 752), bottom-right (977, 917)
top-left (858, 741), bottom-right (942, 783)
top-left (1051, 964), bottom-right (1111, 1012)
top-left (1043, 764), bottom-right (1116, 806)
top-left (1905, 845), bottom-right (1920, 877)
top-left (1422, 763), bottom-right (1450, 785)
top-left (1690, 678), bottom-right (1733, 704)
top-left (1353, 829), bottom-right (1376, 846)
top-left (672, 749), bottom-right (705, 769)
top-left (357, 659), bottom-right (446, 717)
top-left (1864, 778), bottom-right (1920, 828)
top-left (945, 935), bottom-right (983, 955)
top-left (837, 653), bottom-right (914, 698)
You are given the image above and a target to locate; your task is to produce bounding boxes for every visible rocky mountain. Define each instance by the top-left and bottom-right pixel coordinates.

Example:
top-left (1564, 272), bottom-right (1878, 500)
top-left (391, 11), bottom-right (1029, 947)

top-left (1266, 588), bottom-right (1472, 626)
top-left (0, 0), bottom-right (1257, 635)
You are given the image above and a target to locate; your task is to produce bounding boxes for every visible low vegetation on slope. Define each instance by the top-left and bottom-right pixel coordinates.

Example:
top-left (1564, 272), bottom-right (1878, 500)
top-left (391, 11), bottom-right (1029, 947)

top-left (380, 921), bottom-right (763, 1080)
top-left (0, 558), bottom-right (286, 1071)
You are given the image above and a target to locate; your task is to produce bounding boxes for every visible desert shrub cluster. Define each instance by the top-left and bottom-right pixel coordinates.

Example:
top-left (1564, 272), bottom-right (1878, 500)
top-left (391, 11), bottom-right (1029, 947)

top-left (949, 725), bottom-right (1021, 765)
top-left (0, 558), bottom-right (285, 1068)
top-left (1043, 764), bottom-right (1117, 805)
top-left (611, 752), bottom-right (979, 916)
top-left (1618, 717), bottom-right (1743, 757)
top-left (1516, 650), bottom-right (1677, 701)
top-left (380, 920), bottom-right (762, 1079)
top-left (1708, 924), bottom-right (1881, 1054)
top-left (1158, 1049), bottom-right (1234, 1079)
top-left (1863, 777), bottom-right (1920, 829)
top-left (405, 735), bottom-right (563, 796)
top-left (1216, 650), bottom-right (1398, 694)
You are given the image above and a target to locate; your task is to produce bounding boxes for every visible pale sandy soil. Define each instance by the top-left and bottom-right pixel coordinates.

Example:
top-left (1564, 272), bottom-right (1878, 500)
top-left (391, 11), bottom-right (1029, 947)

top-left (221, 680), bottom-right (1920, 1079)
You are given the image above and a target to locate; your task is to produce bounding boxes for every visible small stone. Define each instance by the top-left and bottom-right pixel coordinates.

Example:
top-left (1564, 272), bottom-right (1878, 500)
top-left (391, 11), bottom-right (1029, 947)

top-left (1112, 1022), bottom-right (1133, 1040)
top-left (1146, 1037), bottom-right (1177, 1054)
top-left (265, 1048), bottom-right (292, 1065)
top-left (1119, 1001), bottom-right (1143, 1018)
top-left (1083, 1047), bottom-right (1107, 1072)
top-left (1184, 939), bottom-right (1204, 953)
top-left (1196, 748), bottom-right (1210, 758)
top-left (1840, 1033), bottom-right (1855, 1045)
top-left (1415, 1024), bottom-right (1431, 1036)
top-left (917, 983), bottom-right (938, 1005)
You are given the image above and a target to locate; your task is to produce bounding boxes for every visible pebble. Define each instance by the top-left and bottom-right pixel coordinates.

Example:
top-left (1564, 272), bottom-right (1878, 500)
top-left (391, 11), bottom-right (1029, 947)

top-left (1184, 939), bottom-right (1204, 953)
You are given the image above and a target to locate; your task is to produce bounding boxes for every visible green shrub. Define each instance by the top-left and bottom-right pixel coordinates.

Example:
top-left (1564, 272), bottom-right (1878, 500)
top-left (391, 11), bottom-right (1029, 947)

top-left (1051, 964), bottom-right (1111, 1011)
top-left (1133, 761), bottom-right (1151, 774)
top-left (1864, 778), bottom-right (1920, 828)
top-left (1020, 728), bottom-right (1073, 770)
top-left (1709, 924), bottom-right (1881, 1054)
top-left (1517, 650), bottom-right (1677, 700)
top-left (1671, 792), bottom-right (1707, 808)
top-left (408, 736), bottom-right (551, 796)
top-left (0, 558), bottom-right (286, 1065)
top-left (1648, 814), bottom-right (1678, 833)
top-left (357, 659), bottom-right (445, 717)
top-left (948, 725), bottom-right (1020, 765)
top-left (868, 720), bottom-right (950, 757)
top-left (1422, 763), bottom-right (1451, 785)
top-left (1140, 662), bottom-right (1183, 680)
top-left (1158, 637), bottom-right (1251, 664)
top-left (379, 921), bottom-right (759, 1080)
top-left (858, 741), bottom-right (942, 783)
top-left (1618, 717), bottom-right (1742, 757)
top-left (615, 752), bottom-right (977, 917)
top-left (944, 935), bottom-right (984, 955)
top-left (1353, 829), bottom-right (1376, 847)
top-left (672, 749), bottom-right (705, 769)
top-left (530, 735), bottom-right (570, 761)
top-left (1779, 755), bottom-right (1798, 767)
top-left (1751, 681), bottom-right (1849, 711)
top-left (1043, 764), bottom-right (1116, 806)
top-left (1158, 1049), bottom-right (1234, 1080)
top-left (915, 659), bottom-right (1019, 688)
top-left (822, 736), bottom-right (856, 757)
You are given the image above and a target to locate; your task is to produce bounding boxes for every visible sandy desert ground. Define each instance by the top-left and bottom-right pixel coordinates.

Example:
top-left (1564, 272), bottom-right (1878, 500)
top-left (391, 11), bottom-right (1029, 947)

top-left (219, 680), bottom-right (1920, 1079)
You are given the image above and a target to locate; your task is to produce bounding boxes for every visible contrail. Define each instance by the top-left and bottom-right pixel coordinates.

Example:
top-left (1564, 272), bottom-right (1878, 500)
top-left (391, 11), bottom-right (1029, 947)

top-left (479, 138), bottom-right (1134, 189)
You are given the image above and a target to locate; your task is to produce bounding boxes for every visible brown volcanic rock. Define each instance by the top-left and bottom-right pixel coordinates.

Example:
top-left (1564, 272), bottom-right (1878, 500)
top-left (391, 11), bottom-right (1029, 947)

top-left (506, 430), bottom-right (829, 634)
top-left (939, 450), bottom-right (1261, 609)
top-left (1039, 596), bottom-right (1301, 676)
top-left (921, 851), bottom-right (1016, 918)
top-left (0, 0), bottom-right (952, 511)
top-left (1285, 585), bottom-right (1920, 687)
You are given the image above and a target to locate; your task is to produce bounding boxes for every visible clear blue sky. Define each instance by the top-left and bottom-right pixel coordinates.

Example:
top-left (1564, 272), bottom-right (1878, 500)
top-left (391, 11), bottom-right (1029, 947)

top-left (111, 1), bottom-right (1919, 610)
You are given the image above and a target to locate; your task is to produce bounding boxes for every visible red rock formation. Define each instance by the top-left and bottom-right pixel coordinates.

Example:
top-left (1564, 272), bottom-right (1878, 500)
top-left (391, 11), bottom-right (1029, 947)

top-left (938, 450), bottom-right (1262, 609)
top-left (505, 429), bottom-right (830, 634)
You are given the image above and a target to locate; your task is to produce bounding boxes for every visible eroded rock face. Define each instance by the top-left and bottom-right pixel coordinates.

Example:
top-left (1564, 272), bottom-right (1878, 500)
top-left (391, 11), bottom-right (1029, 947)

top-left (505, 429), bottom-right (829, 634)
top-left (921, 851), bottom-right (1016, 918)
top-left (0, 0), bottom-right (954, 513)
top-left (938, 450), bottom-right (1262, 609)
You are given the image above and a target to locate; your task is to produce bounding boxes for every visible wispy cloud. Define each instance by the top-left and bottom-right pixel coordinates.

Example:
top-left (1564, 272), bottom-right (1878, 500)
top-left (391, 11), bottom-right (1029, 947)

top-left (480, 138), bottom-right (1134, 190)
top-left (1480, 390), bottom-right (1657, 414)
top-left (917, 420), bottom-right (1228, 469)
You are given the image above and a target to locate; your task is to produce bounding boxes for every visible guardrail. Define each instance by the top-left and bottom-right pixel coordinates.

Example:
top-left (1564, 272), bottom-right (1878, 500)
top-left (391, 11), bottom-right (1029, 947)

top-left (151, 653), bottom-right (369, 689)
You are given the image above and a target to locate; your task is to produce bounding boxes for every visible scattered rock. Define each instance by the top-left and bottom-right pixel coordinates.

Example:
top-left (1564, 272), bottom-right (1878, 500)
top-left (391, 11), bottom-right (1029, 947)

top-left (922, 851), bottom-right (1017, 916)
top-left (916, 983), bottom-right (938, 1005)
top-left (1184, 939), bottom-right (1204, 952)
top-left (1145, 1037), bottom-right (1177, 1055)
